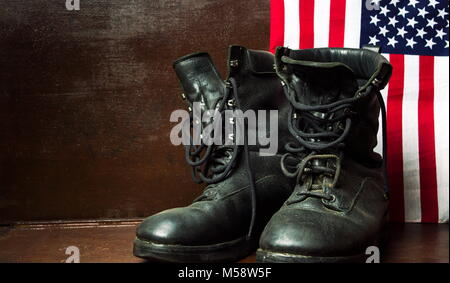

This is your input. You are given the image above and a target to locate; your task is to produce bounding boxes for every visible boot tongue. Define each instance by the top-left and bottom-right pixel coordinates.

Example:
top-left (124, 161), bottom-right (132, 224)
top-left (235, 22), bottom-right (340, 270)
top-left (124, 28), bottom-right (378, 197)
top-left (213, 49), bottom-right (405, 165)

top-left (173, 53), bottom-right (225, 110)
top-left (283, 58), bottom-right (359, 106)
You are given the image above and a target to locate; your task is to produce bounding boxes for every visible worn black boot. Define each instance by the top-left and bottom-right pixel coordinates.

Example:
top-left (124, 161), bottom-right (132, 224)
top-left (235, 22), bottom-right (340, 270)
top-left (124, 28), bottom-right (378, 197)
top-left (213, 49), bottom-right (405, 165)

top-left (133, 46), bottom-right (294, 262)
top-left (257, 47), bottom-right (392, 263)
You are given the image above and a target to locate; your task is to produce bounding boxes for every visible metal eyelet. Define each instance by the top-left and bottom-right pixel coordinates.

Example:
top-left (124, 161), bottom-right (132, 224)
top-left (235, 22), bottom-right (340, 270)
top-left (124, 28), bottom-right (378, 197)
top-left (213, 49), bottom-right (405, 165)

top-left (327, 194), bottom-right (336, 203)
top-left (230, 60), bottom-right (239, 67)
top-left (372, 78), bottom-right (382, 87)
top-left (356, 90), bottom-right (364, 98)
top-left (227, 99), bottom-right (235, 107)
top-left (181, 93), bottom-right (186, 100)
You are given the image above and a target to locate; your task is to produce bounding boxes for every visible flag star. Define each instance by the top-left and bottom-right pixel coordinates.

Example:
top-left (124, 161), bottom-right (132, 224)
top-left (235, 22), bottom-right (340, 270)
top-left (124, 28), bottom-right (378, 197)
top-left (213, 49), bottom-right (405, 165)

top-left (416, 28), bottom-right (428, 38)
top-left (428, 0), bottom-right (439, 8)
top-left (370, 15), bottom-right (381, 26)
top-left (446, 40), bottom-right (449, 48)
top-left (417, 7), bottom-right (429, 18)
top-left (380, 6), bottom-right (390, 16)
top-left (397, 26), bottom-right (408, 38)
top-left (435, 28), bottom-right (446, 39)
top-left (388, 16), bottom-right (399, 27)
top-left (379, 25), bottom-right (389, 37)
top-left (368, 35), bottom-right (380, 45)
top-left (427, 18), bottom-right (438, 29)
top-left (387, 36), bottom-right (399, 47)
top-left (425, 38), bottom-right (436, 49)
top-left (390, 0), bottom-right (401, 6)
top-left (408, 0), bottom-right (419, 8)
top-left (398, 7), bottom-right (409, 18)
top-left (437, 8), bottom-right (448, 19)
top-left (407, 17), bottom-right (418, 28)
top-left (406, 37), bottom-right (417, 48)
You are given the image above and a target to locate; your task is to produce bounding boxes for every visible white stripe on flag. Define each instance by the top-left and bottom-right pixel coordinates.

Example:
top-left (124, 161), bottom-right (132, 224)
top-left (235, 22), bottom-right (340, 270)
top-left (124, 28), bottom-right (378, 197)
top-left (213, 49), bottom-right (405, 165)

top-left (314, 0), bottom-right (331, 48)
top-left (402, 55), bottom-right (422, 223)
top-left (434, 56), bottom-right (449, 223)
top-left (283, 0), bottom-right (300, 49)
top-left (375, 54), bottom-right (389, 156)
top-left (343, 0), bottom-right (362, 48)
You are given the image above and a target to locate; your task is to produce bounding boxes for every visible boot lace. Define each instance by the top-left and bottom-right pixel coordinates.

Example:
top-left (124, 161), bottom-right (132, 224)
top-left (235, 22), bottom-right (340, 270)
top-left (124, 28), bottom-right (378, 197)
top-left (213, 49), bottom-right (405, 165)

top-left (183, 78), bottom-right (258, 239)
top-left (280, 82), bottom-right (355, 205)
top-left (184, 83), bottom-right (240, 184)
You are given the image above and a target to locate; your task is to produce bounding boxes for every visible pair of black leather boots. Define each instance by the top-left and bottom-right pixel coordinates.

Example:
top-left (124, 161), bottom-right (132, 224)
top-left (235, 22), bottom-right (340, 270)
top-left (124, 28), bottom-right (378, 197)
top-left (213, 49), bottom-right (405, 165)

top-left (133, 45), bottom-right (393, 263)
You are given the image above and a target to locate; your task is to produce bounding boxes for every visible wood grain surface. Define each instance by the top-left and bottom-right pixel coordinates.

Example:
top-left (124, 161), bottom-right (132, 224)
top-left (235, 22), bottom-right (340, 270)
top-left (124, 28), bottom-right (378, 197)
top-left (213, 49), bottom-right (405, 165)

top-left (0, 222), bottom-right (447, 263)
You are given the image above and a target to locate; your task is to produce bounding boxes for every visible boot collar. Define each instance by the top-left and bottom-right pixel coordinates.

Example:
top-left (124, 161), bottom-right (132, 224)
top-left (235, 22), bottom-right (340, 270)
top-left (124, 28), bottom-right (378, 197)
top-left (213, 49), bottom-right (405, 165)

top-left (227, 45), bottom-right (276, 78)
top-left (275, 47), bottom-right (393, 99)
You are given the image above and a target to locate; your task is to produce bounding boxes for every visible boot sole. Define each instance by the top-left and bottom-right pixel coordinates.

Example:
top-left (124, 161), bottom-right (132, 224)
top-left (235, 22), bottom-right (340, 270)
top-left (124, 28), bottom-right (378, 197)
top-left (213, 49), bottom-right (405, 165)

top-left (256, 249), bottom-right (366, 263)
top-left (133, 236), bottom-right (255, 263)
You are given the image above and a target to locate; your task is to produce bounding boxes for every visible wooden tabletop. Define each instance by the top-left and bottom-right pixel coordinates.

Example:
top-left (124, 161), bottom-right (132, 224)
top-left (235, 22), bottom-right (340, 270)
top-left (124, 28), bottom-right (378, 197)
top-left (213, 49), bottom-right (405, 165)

top-left (0, 220), bottom-right (447, 263)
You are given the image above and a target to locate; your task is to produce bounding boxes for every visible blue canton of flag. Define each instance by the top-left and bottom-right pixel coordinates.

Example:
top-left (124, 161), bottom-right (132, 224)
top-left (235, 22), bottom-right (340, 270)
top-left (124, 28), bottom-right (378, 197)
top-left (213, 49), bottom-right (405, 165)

top-left (361, 0), bottom-right (449, 56)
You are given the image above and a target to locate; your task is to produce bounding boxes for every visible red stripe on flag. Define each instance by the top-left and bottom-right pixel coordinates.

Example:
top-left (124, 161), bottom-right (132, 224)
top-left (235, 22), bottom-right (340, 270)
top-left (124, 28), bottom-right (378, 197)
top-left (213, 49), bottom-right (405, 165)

top-left (328, 0), bottom-right (346, 47)
top-left (299, 0), bottom-right (314, 49)
top-left (418, 56), bottom-right (439, 223)
top-left (270, 0), bottom-right (285, 53)
top-left (387, 54), bottom-right (405, 222)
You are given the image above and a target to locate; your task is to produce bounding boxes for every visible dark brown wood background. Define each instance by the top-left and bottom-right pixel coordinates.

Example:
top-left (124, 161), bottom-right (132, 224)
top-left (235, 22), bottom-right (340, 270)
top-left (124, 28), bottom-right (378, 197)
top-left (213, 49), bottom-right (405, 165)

top-left (0, 0), bottom-right (270, 223)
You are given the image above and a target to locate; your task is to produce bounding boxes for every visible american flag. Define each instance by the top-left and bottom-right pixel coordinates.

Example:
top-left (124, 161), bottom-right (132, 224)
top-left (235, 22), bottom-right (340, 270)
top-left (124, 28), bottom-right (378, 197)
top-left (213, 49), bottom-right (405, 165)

top-left (269, 0), bottom-right (449, 223)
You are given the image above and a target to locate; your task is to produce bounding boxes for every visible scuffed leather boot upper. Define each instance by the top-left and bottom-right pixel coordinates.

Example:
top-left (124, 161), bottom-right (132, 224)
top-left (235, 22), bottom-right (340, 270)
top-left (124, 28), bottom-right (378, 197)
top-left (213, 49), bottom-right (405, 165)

top-left (136, 46), bottom-right (294, 261)
top-left (259, 47), bottom-right (392, 260)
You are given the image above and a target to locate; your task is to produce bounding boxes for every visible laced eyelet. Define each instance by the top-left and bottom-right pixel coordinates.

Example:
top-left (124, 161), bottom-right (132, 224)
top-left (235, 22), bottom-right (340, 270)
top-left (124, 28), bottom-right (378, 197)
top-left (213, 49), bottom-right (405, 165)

top-left (327, 194), bottom-right (336, 203)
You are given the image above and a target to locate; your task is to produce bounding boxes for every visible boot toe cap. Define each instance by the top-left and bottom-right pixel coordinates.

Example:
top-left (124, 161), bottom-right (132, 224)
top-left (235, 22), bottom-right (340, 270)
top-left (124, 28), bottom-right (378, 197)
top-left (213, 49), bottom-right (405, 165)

top-left (260, 209), bottom-right (368, 257)
top-left (136, 206), bottom-right (240, 246)
top-left (136, 209), bottom-right (181, 244)
top-left (136, 207), bottom-right (203, 245)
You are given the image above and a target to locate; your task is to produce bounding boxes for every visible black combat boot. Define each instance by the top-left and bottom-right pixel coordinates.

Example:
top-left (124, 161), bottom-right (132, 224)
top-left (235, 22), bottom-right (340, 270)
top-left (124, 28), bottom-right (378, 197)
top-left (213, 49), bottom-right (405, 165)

top-left (133, 46), bottom-right (294, 262)
top-left (257, 47), bottom-right (393, 263)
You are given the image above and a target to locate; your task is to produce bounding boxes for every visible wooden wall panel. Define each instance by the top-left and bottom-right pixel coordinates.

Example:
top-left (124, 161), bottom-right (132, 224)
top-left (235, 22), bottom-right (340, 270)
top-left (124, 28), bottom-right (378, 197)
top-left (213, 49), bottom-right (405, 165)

top-left (0, 0), bottom-right (270, 223)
